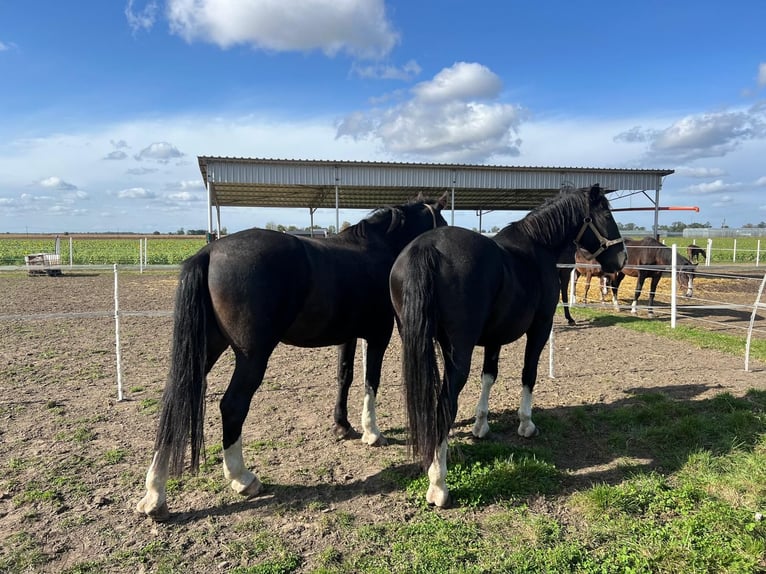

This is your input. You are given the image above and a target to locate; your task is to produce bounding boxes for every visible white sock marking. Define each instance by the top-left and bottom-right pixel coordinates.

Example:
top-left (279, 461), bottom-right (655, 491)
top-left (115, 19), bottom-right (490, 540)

top-left (223, 438), bottom-right (258, 494)
top-left (426, 440), bottom-right (449, 507)
top-left (472, 372), bottom-right (495, 438)
top-left (517, 385), bottom-right (536, 437)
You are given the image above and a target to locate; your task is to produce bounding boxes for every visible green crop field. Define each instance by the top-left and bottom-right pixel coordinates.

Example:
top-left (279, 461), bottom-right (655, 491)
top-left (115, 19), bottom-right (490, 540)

top-left (0, 235), bottom-right (206, 266)
top-left (682, 236), bottom-right (766, 264)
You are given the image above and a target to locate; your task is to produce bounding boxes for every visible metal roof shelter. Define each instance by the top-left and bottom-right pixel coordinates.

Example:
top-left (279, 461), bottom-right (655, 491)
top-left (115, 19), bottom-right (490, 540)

top-left (198, 156), bottom-right (674, 236)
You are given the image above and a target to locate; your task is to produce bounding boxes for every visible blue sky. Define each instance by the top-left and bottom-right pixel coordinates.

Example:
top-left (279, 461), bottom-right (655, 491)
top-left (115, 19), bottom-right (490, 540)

top-left (1, 0), bottom-right (765, 234)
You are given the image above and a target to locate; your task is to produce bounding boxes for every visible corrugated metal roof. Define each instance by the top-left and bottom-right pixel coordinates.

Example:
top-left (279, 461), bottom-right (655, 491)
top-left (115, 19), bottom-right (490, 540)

top-left (198, 157), bottom-right (674, 211)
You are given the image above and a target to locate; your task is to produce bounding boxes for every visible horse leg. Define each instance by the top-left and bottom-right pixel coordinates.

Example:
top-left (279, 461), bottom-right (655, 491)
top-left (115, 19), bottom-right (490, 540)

top-left (559, 269), bottom-right (575, 326)
top-left (517, 322), bottom-right (551, 437)
top-left (220, 350), bottom-right (272, 498)
top-left (631, 273), bottom-right (647, 315)
top-left (360, 341), bottom-right (388, 446)
top-left (427, 347), bottom-right (471, 508)
top-left (472, 344), bottom-right (501, 438)
top-left (646, 274), bottom-right (661, 317)
top-left (583, 272), bottom-right (592, 303)
top-left (136, 450), bottom-right (171, 521)
top-left (333, 340), bottom-right (357, 439)
top-left (137, 326), bottom-right (229, 521)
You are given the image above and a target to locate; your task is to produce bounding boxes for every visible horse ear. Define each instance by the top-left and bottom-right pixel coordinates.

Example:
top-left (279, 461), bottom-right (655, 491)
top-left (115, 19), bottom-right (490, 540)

top-left (437, 191), bottom-right (449, 210)
top-left (589, 183), bottom-right (604, 200)
top-left (415, 191), bottom-right (425, 201)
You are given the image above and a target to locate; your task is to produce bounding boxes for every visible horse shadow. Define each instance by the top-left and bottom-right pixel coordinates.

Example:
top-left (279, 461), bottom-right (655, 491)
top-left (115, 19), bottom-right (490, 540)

top-left (452, 385), bottom-right (765, 492)
top-left (155, 385), bottom-right (764, 522)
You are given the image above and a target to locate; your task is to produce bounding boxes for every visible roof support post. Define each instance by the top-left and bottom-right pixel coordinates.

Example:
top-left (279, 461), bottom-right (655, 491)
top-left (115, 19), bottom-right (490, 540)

top-left (652, 185), bottom-right (661, 240)
top-left (335, 184), bottom-right (339, 234)
top-left (207, 178), bottom-right (214, 242)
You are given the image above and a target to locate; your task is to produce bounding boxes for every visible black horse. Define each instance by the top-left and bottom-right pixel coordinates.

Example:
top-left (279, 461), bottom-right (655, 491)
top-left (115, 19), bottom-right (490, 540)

top-left (137, 194), bottom-right (448, 520)
top-left (611, 237), bottom-right (697, 316)
top-left (687, 244), bottom-right (707, 264)
top-left (390, 184), bottom-right (626, 507)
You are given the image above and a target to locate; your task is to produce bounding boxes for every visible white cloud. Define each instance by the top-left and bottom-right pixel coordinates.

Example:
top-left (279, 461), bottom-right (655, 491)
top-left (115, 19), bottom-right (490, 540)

top-left (104, 150), bottom-right (128, 160)
top-left (614, 103), bottom-right (766, 163)
top-left (759, 62), bottom-right (766, 88)
top-left (336, 62), bottom-right (524, 162)
top-left (167, 191), bottom-right (202, 202)
top-left (352, 59), bottom-right (421, 81)
top-left (134, 141), bottom-right (184, 162)
top-left (165, 0), bottom-right (398, 59)
top-left (39, 176), bottom-right (78, 191)
top-left (117, 187), bottom-right (156, 199)
top-left (756, 176), bottom-right (766, 186)
top-left (674, 166), bottom-right (726, 178)
top-left (684, 179), bottom-right (742, 194)
top-left (125, 0), bottom-right (158, 33)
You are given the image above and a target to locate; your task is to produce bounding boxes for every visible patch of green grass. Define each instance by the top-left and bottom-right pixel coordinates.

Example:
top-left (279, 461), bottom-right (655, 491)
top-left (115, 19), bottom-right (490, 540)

top-left (55, 425), bottom-right (95, 443)
top-left (576, 306), bottom-right (766, 363)
top-left (573, 472), bottom-right (766, 573)
top-left (139, 397), bottom-right (160, 414)
top-left (226, 518), bottom-right (303, 573)
top-left (404, 441), bottom-right (562, 508)
top-left (103, 448), bottom-right (127, 464)
top-left (0, 532), bottom-right (49, 573)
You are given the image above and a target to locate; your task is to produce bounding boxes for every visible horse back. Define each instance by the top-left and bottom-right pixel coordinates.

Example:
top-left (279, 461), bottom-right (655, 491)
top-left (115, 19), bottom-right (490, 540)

top-left (202, 228), bottom-right (393, 348)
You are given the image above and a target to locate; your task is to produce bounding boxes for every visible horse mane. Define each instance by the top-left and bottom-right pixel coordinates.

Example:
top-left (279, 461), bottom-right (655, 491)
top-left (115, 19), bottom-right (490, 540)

top-left (505, 189), bottom-right (597, 246)
top-left (339, 206), bottom-right (400, 240)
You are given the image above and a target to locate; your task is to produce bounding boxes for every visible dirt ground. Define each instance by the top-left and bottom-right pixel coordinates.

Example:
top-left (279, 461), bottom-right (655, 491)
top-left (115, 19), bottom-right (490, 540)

top-left (0, 268), bottom-right (763, 572)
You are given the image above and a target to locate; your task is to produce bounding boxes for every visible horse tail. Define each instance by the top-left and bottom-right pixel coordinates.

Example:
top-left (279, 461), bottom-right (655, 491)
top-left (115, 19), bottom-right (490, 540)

top-left (155, 251), bottom-right (211, 476)
top-left (399, 244), bottom-right (450, 470)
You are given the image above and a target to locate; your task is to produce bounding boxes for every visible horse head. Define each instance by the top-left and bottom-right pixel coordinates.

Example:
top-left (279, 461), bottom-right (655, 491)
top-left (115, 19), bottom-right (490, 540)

top-left (678, 262), bottom-right (697, 297)
top-left (572, 184), bottom-right (627, 274)
top-left (383, 192), bottom-right (448, 251)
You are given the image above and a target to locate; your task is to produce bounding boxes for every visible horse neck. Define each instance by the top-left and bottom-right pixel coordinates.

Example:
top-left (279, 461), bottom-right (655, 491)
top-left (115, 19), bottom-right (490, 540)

top-left (511, 199), bottom-right (586, 255)
top-left (339, 216), bottom-right (416, 256)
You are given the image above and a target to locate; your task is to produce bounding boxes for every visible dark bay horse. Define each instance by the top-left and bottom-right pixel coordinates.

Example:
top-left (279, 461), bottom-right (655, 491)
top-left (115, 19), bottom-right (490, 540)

top-left (573, 247), bottom-right (619, 306)
top-left (390, 184), bottom-right (626, 507)
top-left (137, 195), bottom-right (448, 520)
top-left (611, 237), bottom-right (697, 316)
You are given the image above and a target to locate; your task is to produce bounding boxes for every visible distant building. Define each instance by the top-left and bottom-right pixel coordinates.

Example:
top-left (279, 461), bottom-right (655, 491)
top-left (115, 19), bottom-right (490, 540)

top-left (683, 228), bottom-right (762, 238)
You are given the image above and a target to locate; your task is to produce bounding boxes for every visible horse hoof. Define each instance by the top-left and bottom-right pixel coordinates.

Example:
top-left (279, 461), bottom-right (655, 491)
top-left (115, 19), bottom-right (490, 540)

top-left (567, 319), bottom-right (576, 326)
top-left (136, 498), bottom-right (170, 522)
top-left (333, 423), bottom-right (354, 440)
top-left (518, 424), bottom-right (540, 438)
top-left (240, 477), bottom-right (263, 499)
top-left (426, 487), bottom-right (451, 508)
top-left (362, 432), bottom-right (387, 446)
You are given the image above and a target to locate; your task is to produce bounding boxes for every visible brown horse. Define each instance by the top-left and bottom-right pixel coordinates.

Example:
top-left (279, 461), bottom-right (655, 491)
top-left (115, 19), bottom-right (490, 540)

top-left (573, 247), bottom-right (619, 307)
top-left (612, 237), bottom-right (697, 316)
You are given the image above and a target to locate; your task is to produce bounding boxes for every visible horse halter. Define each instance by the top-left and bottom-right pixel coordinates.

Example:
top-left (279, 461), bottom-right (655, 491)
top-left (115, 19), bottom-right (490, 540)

top-left (572, 198), bottom-right (624, 260)
top-left (424, 202), bottom-right (438, 229)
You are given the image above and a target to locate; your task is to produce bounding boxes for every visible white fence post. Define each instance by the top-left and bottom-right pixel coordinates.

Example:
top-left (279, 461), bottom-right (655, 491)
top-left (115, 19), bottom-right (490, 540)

top-left (706, 238), bottom-right (712, 266)
top-left (757, 240), bottom-right (761, 267)
top-left (671, 244), bottom-right (677, 329)
top-left (114, 264), bottom-right (124, 401)
top-left (733, 238), bottom-right (737, 262)
top-left (744, 272), bottom-right (766, 372)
